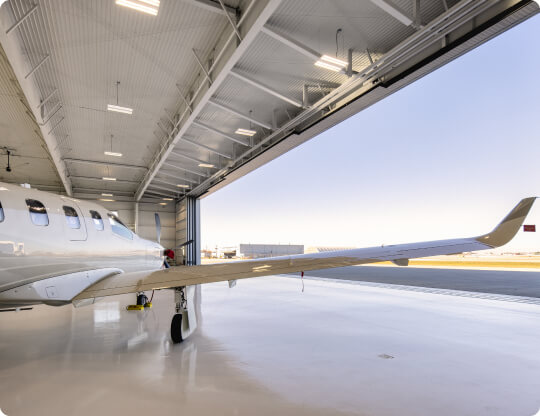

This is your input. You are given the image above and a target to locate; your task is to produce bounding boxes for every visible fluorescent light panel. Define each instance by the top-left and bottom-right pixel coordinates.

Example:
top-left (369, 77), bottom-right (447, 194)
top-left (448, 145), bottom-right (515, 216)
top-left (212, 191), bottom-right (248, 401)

top-left (198, 163), bottom-right (214, 168)
top-left (235, 128), bottom-right (257, 136)
top-left (99, 198), bottom-right (115, 202)
top-left (102, 177), bottom-right (116, 181)
top-left (163, 198), bottom-right (173, 201)
top-left (102, 193), bottom-right (113, 196)
top-left (177, 184), bottom-right (189, 188)
top-left (107, 104), bottom-right (133, 114)
top-left (104, 151), bottom-right (123, 157)
top-left (315, 55), bottom-right (348, 72)
top-left (159, 202), bottom-right (167, 205)
top-left (115, 0), bottom-right (159, 15)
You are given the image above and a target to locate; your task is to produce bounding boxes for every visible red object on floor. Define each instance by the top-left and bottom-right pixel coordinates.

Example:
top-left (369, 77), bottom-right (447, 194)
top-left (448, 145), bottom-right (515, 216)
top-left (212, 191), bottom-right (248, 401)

top-left (164, 249), bottom-right (175, 259)
top-left (523, 225), bottom-right (536, 232)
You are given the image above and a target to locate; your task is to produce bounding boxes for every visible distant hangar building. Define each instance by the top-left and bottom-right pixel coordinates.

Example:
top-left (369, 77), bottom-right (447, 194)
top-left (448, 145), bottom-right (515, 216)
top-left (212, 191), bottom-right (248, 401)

top-left (239, 244), bottom-right (304, 259)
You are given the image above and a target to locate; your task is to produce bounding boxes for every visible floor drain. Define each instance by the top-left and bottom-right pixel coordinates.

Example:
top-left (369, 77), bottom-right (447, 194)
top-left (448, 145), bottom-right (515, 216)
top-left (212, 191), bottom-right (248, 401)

top-left (378, 354), bottom-right (394, 359)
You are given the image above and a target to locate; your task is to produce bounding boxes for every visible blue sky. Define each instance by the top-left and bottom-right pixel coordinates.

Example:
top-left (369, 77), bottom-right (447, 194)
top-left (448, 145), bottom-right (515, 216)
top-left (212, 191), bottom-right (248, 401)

top-left (201, 14), bottom-right (540, 252)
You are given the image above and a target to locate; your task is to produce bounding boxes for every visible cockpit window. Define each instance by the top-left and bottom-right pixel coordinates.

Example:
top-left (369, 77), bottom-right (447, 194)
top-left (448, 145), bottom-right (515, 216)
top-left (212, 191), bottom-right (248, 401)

top-left (107, 213), bottom-right (133, 240)
top-left (26, 199), bottom-right (48, 226)
top-left (90, 210), bottom-right (104, 231)
top-left (0, 201), bottom-right (4, 222)
top-left (63, 206), bottom-right (80, 229)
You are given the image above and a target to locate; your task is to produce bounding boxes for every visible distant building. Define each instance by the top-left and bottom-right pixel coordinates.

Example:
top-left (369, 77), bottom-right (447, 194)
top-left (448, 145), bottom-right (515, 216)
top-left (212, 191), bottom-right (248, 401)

top-left (239, 244), bottom-right (304, 259)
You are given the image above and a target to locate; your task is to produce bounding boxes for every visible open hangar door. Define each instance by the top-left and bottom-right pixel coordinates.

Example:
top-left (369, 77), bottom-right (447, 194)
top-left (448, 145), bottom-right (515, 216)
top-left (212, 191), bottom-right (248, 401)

top-left (0, 0), bottom-right (537, 266)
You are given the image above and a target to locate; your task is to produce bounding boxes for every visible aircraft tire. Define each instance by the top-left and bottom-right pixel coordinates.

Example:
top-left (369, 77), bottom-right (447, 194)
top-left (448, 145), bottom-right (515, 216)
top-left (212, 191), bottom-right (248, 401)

top-left (171, 313), bottom-right (183, 343)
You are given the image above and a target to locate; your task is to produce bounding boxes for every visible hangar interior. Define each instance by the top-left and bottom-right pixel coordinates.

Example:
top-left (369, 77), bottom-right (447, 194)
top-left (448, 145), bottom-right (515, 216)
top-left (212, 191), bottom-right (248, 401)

top-left (0, 0), bottom-right (537, 262)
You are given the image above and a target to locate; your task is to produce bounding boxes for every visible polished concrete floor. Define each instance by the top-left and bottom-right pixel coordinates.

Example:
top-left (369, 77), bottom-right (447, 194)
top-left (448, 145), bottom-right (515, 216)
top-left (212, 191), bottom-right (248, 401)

top-left (1, 274), bottom-right (540, 415)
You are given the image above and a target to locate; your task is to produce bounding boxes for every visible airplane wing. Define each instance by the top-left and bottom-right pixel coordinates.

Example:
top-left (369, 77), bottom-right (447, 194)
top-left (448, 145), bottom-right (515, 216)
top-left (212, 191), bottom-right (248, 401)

top-left (74, 197), bottom-right (536, 301)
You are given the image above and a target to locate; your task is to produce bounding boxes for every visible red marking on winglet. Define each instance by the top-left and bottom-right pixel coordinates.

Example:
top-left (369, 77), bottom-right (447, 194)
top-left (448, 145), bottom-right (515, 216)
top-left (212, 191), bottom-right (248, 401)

top-left (523, 225), bottom-right (536, 232)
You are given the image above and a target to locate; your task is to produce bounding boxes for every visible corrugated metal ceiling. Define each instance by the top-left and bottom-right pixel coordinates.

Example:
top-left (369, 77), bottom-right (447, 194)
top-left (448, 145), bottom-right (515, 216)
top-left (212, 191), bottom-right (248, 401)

top-left (0, 0), bottom-right (536, 202)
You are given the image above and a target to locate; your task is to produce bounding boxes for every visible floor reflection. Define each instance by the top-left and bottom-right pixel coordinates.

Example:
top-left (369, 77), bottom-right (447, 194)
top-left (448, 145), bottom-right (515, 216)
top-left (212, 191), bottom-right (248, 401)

top-left (1, 276), bottom-right (540, 415)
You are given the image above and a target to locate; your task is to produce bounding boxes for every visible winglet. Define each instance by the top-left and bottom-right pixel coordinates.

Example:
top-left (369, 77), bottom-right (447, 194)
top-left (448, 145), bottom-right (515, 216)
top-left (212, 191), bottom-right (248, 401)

top-left (476, 197), bottom-right (537, 248)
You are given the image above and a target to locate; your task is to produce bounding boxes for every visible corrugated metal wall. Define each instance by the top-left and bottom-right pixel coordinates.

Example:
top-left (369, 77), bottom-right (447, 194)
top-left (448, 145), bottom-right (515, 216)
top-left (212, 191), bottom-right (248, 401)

top-left (98, 200), bottom-right (175, 250)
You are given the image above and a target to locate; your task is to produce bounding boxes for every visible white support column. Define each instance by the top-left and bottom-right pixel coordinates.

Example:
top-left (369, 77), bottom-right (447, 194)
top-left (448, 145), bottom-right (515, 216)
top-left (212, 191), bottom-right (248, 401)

top-left (134, 202), bottom-right (139, 234)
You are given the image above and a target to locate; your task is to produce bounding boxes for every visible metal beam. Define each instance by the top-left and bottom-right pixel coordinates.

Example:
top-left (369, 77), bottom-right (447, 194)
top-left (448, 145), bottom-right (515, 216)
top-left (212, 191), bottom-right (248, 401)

top-left (154, 177), bottom-right (192, 189)
top-left (72, 187), bottom-right (134, 196)
top-left (47, 117), bottom-right (64, 135)
top-left (64, 158), bottom-right (148, 170)
top-left (181, 0), bottom-right (236, 17)
top-left (136, 0), bottom-right (284, 200)
top-left (230, 70), bottom-right (303, 107)
top-left (70, 176), bottom-right (139, 184)
top-left (176, 85), bottom-right (193, 113)
top-left (145, 188), bottom-right (178, 198)
top-left (40, 103), bottom-right (62, 125)
top-left (208, 99), bottom-right (272, 129)
top-left (192, 120), bottom-right (249, 146)
top-left (261, 26), bottom-right (320, 61)
top-left (178, 136), bottom-right (232, 159)
top-left (148, 183), bottom-right (183, 194)
top-left (158, 170), bottom-right (199, 184)
top-left (170, 150), bottom-right (214, 166)
top-left (163, 161), bottom-right (207, 178)
top-left (37, 89), bottom-right (58, 110)
top-left (369, 0), bottom-right (413, 26)
top-left (192, 48), bottom-right (212, 85)
top-left (6, 4), bottom-right (38, 35)
top-left (25, 55), bottom-right (49, 79)
top-left (149, 180), bottom-right (186, 192)
top-left (218, 0), bottom-right (242, 41)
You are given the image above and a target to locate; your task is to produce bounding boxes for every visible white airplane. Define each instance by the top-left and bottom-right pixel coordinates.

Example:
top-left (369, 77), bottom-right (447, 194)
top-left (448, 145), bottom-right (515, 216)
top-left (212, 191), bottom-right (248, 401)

top-left (0, 181), bottom-right (535, 343)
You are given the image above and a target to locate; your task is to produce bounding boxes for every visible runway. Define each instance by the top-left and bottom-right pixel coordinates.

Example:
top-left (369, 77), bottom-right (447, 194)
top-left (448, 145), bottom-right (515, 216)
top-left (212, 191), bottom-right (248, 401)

top-left (300, 265), bottom-right (540, 298)
top-left (1, 274), bottom-right (540, 415)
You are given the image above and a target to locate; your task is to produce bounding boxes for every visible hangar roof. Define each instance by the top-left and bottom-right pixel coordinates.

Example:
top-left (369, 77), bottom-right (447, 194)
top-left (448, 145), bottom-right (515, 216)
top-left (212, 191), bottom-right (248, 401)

top-left (0, 0), bottom-right (537, 202)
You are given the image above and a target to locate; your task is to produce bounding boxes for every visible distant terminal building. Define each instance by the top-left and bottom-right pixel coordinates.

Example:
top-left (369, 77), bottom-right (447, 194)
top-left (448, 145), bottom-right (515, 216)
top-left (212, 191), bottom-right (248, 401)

top-left (239, 244), bottom-right (304, 259)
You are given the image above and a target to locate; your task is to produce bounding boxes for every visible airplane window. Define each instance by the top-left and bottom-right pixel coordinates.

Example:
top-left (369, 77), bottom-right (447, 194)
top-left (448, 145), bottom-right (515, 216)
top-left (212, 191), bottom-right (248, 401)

top-left (26, 199), bottom-right (48, 226)
top-left (90, 210), bottom-right (104, 231)
top-left (0, 201), bottom-right (4, 222)
top-left (107, 213), bottom-right (133, 240)
top-left (63, 206), bottom-right (80, 229)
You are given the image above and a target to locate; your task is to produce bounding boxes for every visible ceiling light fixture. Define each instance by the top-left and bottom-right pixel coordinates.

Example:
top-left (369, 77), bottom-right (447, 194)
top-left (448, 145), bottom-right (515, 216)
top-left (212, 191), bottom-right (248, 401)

top-left (104, 151), bottom-right (123, 157)
top-left (163, 198), bottom-right (173, 201)
top-left (159, 202), bottom-right (167, 206)
top-left (102, 193), bottom-right (113, 196)
top-left (115, 0), bottom-right (159, 16)
top-left (99, 198), bottom-right (115, 202)
top-left (177, 184), bottom-right (189, 188)
top-left (315, 55), bottom-right (348, 72)
top-left (107, 81), bottom-right (133, 114)
top-left (102, 177), bottom-right (117, 181)
top-left (107, 104), bottom-right (133, 114)
top-left (198, 163), bottom-right (214, 168)
top-left (235, 128), bottom-right (257, 136)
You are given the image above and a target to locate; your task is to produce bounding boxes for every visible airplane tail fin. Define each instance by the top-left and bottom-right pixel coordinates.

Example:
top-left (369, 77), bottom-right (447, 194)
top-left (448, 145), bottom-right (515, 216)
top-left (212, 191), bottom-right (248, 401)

top-left (476, 197), bottom-right (536, 247)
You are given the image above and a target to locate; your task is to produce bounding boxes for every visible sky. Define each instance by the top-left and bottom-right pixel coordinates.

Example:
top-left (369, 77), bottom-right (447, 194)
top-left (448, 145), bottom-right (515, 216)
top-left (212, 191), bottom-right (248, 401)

top-left (201, 14), bottom-right (540, 253)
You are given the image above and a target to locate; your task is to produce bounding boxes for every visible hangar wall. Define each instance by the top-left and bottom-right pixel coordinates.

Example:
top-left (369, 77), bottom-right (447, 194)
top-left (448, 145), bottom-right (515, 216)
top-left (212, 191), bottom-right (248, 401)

top-left (97, 200), bottom-right (175, 251)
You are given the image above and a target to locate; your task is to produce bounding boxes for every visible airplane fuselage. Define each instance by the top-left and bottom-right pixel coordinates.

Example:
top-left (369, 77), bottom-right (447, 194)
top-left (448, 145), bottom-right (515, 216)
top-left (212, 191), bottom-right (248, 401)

top-left (0, 182), bottom-right (163, 307)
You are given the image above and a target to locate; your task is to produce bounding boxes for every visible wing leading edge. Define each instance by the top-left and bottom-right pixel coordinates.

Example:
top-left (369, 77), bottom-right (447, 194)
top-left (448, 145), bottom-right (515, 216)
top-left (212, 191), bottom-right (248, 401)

top-left (74, 198), bottom-right (536, 301)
